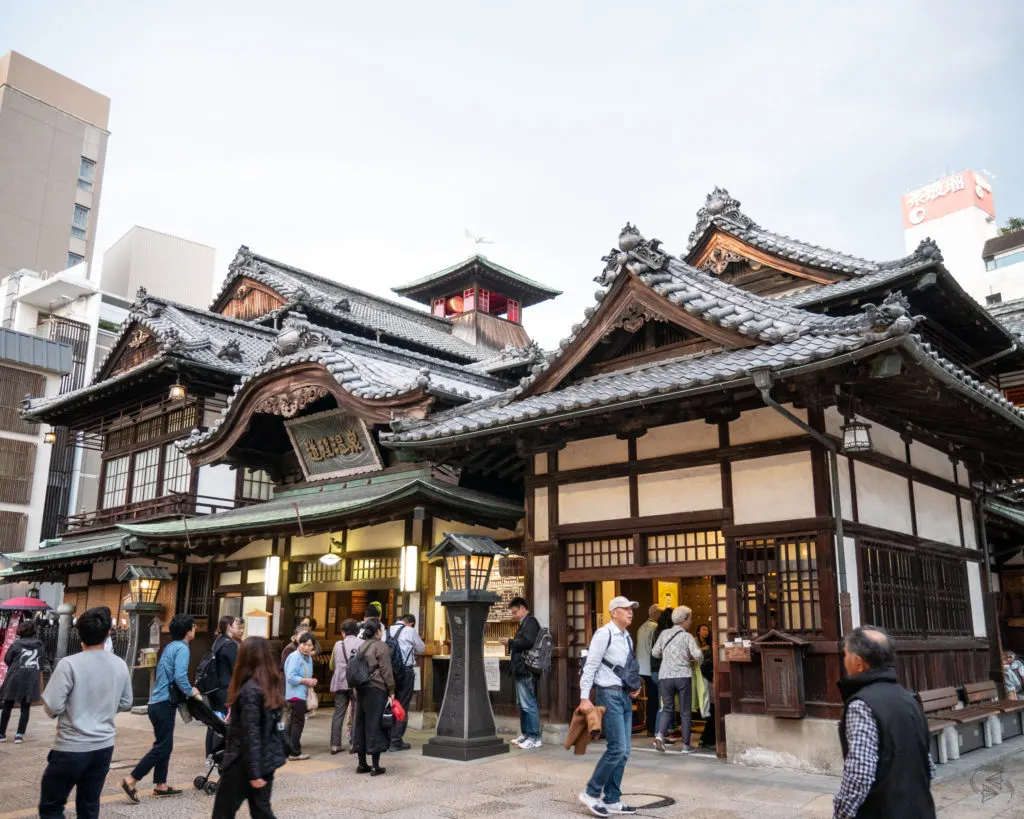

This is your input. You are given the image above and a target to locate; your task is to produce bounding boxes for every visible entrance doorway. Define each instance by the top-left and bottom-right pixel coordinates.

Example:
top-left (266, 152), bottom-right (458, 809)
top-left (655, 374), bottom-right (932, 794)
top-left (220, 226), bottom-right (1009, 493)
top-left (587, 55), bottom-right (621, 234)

top-left (564, 575), bottom-right (726, 748)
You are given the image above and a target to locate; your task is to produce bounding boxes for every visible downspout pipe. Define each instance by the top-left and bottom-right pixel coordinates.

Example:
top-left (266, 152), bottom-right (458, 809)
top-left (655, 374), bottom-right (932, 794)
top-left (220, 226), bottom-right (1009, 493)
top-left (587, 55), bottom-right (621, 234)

top-left (750, 369), bottom-right (851, 633)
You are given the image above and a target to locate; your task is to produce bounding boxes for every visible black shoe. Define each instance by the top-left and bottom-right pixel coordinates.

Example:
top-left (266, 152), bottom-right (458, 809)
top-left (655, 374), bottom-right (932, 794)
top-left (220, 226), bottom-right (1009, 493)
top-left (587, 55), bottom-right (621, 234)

top-left (370, 766), bottom-right (386, 776)
top-left (356, 764), bottom-right (372, 774)
top-left (390, 741), bottom-right (411, 751)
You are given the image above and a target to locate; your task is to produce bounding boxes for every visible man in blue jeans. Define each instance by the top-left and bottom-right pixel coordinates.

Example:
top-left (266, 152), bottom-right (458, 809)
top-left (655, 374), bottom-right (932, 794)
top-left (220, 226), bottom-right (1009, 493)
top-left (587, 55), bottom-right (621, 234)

top-left (502, 597), bottom-right (542, 749)
top-left (578, 596), bottom-right (641, 817)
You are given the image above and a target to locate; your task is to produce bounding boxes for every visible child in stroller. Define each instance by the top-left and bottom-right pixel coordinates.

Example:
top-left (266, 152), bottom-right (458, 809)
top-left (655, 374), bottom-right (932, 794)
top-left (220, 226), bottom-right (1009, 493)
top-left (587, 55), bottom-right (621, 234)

top-left (185, 696), bottom-right (228, 795)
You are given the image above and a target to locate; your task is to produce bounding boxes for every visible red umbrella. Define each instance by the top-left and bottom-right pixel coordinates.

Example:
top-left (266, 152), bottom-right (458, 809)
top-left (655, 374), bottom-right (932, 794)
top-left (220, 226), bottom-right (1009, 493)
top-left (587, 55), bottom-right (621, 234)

top-left (0, 596), bottom-right (51, 611)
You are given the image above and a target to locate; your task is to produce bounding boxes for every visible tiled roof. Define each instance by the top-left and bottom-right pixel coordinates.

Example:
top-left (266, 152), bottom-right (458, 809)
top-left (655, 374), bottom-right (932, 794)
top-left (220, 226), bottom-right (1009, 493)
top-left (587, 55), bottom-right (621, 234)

top-left (178, 314), bottom-right (509, 452)
top-left (23, 291), bottom-right (277, 419)
top-left (214, 247), bottom-right (492, 362)
top-left (428, 532), bottom-right (510, 559)
top-left (688, 187), bottom-right (892, 275)
top-left (384, 225), bottom-right (1024, 447)
top-left (392, 254), bottom-right (562, 307)
top-left (117, 474), bottom-right (523, 539)
top-left (987, 296), bottom-right (1024, 337)
top-left (3, 530), bottom-right (134, 564)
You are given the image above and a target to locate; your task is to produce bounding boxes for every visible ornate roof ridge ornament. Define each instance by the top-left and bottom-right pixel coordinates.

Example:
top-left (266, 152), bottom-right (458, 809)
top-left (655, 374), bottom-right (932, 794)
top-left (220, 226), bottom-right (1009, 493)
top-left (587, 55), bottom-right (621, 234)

top-left (911, 237), bottom-right (944, 264)
top-left (687, 187), bottom-right (758, 249)
top-left (598, 224), bottom-right (670, 286)
top-left (228, 245), bottom-right (254, 275)
top-left (807, 291), bottom-right (921, 339)
top-left (216, 338), bottom-right (244, 362)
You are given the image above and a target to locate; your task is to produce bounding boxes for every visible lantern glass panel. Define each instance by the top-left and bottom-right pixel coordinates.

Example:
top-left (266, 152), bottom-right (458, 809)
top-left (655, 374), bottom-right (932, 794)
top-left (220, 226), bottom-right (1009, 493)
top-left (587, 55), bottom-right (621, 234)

top-left (444, 556), bottom-right (467, 591)
top-left (468, 555), bottom-right (494, 590)
top-left (842, 421), bottom-right (873, 453)
top-left (130, 577), bottom-right (160, 604)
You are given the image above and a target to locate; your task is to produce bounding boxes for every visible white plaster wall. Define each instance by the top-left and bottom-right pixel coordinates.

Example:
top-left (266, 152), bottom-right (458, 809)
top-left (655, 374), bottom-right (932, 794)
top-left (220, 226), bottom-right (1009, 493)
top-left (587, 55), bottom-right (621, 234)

top-left (226, 539), bottom-right (273, 561)
top-left (432, 518), bottom-right (516, 546)
top-left (534, 454), bottom-right (547, 475)
top-left (730, 405), bottom-right (807, 445)
top-left (910, 441), bottom-right (955, 483)
top-left (732, 452), bottom-right (815, 525)
top-left (559, 435), bottom-right (627, 470)
top-left (864, 419), bottom-right (905, 462)
top-left (637, 465), bottom-right (721, 517)
top-left (636, 419), bottom-right (719, 459)
top-left (855, 463), bottom-right (913, 536)
top-left (533, 553), bottom-right (550, 628)
top-left (961, 498), bottom-right (977, 549)
top-left (967, 561), bottom-right (986, 637)
top-left (197, 463), bottom-right (237, 502)
top-left (824, 406), bottom-right (843, 438)
top-left (350, 520), bottom-right (406, 550)
top-left (831, 454), bottom-right (852, 520)
top-left (558, 477), bottom-right (631, 524)
top-left (913, 482), bottom-right (960, 546)
top-left (290, 532), bottom-right (331, 557)
top-left (958, 464), bottom-right (971, 488)
top-left (840, 536), bottom-right (860, 631)
top-left (533, 487), bottom-right (549, 542)
top-left (219, 570), bottom-right (242, 586)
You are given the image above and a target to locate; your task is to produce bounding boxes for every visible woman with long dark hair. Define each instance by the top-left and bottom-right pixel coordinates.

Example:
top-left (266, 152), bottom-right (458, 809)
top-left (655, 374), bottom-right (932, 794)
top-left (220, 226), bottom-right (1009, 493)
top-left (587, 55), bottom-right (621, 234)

top-left (211, 637), bottom-right (288, 819)
top-left (351, 618), bottom-right (394, 775)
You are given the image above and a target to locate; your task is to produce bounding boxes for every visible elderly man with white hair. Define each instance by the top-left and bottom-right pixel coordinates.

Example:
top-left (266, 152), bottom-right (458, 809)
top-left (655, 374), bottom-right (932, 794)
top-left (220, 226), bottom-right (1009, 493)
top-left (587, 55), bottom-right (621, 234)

top-left (651, 605), bottom-right (704, 753)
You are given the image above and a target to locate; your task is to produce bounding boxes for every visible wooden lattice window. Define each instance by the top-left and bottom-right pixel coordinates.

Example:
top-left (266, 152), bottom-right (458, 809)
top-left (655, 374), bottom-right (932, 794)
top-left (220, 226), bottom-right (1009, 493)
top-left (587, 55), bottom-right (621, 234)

top-left (0, 511), bottom-right (28, 552)
top-left (860, 540), bottom-right (921, 636)
top-left (292, 595), bottom-right (313, 623)
top-left (239, 467), bottom-right (274, 502)
top-left (565, 537), bottom-right (634, 570)
top-left (737, 535), bottom-right (821, 635)
top-left (566, 585), bottom-right (589, 662)
top-left (101, 455), bottom-right (129, 509)
top-left (0, 366), bottom-right (44, 434)
top-left (861, 538), bottom-right (972, 637)
top-left (219, 278), bottom-right (286, 321)
top-left (0, 439), bottom-right (36, 505)
top-left (162, 443), bottom-right (192, 494)
top-left (350, 557), bottom-right (400, 581)
top-left (646, 530), bottom-right (725, 563)
top-left (294, 562), bottom-right (344, 585)
top-left (131, 447), bottom-right (160, 502)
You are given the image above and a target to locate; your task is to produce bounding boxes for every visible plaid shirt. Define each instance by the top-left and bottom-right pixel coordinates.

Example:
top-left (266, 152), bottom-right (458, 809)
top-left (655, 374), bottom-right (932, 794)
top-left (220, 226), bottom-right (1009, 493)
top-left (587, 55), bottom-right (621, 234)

top-left (833, 700), bottom-right (936, 819)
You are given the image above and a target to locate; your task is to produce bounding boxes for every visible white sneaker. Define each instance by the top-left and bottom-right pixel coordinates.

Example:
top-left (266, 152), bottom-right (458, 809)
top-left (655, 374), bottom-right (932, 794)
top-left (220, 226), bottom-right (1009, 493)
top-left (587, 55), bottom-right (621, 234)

top-left (578, 792), bottom-right (609, 817)
top-left (519, 738), bottom-right (542, 749)
top-left (603, 802), bottom-right (637, 815)
top-left (511, 734), bottom-right (526, 746)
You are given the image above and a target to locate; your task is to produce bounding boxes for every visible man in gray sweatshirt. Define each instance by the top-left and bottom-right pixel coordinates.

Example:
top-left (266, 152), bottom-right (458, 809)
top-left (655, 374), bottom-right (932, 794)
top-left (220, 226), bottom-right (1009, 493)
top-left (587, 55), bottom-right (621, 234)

top-left (39, 606), bottom-right (133, 819)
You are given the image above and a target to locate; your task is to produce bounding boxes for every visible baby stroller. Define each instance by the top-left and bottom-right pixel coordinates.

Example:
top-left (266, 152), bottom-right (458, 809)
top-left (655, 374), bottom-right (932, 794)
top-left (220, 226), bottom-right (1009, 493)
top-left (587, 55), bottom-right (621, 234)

top-left (185, 696), bottom-right (228, 796)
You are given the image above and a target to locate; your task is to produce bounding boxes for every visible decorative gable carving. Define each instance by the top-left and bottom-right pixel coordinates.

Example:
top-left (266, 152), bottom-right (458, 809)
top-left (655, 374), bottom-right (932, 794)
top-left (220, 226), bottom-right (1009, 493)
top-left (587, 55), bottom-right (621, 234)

top-left (108, 325), bottom-right (159, 376)
top-left (217, 277), bottom-right (286, 322)
top-left (253, 385), bottom-right (329, 418)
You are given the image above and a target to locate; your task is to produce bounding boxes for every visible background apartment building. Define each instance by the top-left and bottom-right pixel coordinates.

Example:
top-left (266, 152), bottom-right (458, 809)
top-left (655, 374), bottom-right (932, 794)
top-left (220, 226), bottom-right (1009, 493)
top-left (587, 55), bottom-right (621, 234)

top-left (0, 51), bottom-right (110, 279)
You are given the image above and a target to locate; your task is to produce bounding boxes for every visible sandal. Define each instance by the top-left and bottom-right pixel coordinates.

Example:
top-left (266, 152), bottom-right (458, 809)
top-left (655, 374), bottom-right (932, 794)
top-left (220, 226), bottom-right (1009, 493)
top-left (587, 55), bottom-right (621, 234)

top-left (120, 779), bottom-right (140, 804)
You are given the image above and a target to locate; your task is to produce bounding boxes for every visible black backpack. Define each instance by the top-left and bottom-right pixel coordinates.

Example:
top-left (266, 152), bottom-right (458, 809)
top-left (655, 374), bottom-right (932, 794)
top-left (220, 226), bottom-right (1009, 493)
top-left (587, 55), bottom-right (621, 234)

top-left (524, 626), bottom-right (554, 674)
top-left (386, 624), bottom-right (413, 681)
top-left (346, 642), bottom-right (373, 690)
top-left (195, 638), bottom-right (224, 695)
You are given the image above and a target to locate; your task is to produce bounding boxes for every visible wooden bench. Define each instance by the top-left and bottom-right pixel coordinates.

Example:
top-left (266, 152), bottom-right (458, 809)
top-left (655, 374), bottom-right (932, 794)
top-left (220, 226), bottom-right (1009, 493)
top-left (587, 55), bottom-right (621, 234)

top-left (962, 681), bottom-right (1024, 742)
top-left (917, 687), bottom-right (961, 764)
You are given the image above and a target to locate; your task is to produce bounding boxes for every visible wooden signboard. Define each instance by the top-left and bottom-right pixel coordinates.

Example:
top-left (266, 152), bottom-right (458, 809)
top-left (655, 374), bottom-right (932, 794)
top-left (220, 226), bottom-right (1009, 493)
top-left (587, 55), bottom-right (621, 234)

top-left (285, 409), bottom-right (383, 481)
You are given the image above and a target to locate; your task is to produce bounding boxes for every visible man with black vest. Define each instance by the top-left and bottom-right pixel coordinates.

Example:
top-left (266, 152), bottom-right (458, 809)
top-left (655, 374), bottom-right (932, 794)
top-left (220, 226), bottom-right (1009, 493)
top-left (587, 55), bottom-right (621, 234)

top-left (834, 626), bottom-right (936, 819)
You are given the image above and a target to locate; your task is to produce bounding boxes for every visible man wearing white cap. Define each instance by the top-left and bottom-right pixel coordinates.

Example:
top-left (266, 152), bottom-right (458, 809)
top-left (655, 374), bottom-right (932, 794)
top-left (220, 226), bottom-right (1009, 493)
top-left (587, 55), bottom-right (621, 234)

top-left (577, 596), bottom-right (641, 817)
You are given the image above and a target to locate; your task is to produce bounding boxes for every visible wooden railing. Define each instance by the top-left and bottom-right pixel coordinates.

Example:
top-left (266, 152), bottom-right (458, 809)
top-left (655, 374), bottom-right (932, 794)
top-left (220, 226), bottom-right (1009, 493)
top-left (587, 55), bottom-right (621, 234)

top-left (61, 492), bottom-right (243, 533)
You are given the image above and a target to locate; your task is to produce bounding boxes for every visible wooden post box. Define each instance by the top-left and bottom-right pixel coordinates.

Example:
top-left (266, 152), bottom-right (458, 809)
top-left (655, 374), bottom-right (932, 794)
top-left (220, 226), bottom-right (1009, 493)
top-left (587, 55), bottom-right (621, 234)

top-left (753, 630), bottom-right (809, 719)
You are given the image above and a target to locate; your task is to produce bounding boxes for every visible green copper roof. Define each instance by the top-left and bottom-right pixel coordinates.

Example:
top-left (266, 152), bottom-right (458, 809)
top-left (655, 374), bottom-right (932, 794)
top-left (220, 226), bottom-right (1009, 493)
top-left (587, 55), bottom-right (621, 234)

top-left (392, 255), bottom-right (561, 307)
top-left (986, 500), bottom-right (1024, 528)
top-left (4, 531), bottom-right (133, 564)
top-left (119, 475), bottom-right (522, 540)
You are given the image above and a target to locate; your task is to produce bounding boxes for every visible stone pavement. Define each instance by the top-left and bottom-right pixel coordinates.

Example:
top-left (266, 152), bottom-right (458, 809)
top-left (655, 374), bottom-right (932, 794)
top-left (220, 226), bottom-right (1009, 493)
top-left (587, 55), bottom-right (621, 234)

top-left (0, 706), bottom-right (1023, 817)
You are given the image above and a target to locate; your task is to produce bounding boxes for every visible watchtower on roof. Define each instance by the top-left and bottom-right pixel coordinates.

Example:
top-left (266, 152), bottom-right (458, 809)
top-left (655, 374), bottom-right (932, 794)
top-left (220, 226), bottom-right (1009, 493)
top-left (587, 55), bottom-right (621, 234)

top-left (392, 255), bottom-right (561, 351)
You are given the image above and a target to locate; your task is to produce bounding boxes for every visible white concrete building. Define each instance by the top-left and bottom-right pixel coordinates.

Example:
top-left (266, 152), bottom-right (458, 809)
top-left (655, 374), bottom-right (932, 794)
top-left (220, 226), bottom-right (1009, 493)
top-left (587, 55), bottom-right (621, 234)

top-left (901, 170), bottom-right (1001, 304)
top-left (101, 226), bottom-right (216, 308)
top-left (981, 230), bottom-right (1024, 306)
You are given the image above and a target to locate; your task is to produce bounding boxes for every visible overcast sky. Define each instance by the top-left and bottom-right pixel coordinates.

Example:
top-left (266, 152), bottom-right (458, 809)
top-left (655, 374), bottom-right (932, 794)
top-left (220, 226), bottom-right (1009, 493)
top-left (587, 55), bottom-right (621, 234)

top-left (4, 1), bottom-right (1022, 348)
